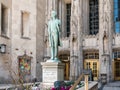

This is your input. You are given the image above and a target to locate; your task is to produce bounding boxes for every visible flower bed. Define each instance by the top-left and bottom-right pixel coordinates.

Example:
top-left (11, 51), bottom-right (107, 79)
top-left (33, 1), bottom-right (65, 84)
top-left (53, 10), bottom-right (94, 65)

top-left (51, 81), bottom-right (84, 90)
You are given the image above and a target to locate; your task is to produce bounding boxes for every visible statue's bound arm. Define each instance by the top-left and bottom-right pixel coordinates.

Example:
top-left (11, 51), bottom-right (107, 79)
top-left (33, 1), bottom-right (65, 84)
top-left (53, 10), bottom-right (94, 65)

top-left (56, 19), bottom-right (61, 33)
top-left (56, 19), bottom-right (62, 46)
top-left (48, 21), bottom-right (51, 46)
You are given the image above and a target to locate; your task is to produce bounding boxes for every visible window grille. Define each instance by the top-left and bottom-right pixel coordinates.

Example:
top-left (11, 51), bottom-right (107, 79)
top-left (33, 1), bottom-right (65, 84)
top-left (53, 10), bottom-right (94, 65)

top-left (84, 52), bottom-right (99, 59)
top-left (66, 4), bottom-right (71, 37)
top-left (89, 0), bottom-right (99, 35)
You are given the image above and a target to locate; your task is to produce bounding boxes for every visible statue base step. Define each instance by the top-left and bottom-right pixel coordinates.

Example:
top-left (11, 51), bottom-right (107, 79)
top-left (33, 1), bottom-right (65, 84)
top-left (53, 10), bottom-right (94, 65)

top-left (40, 82), bottom-right (54, 89)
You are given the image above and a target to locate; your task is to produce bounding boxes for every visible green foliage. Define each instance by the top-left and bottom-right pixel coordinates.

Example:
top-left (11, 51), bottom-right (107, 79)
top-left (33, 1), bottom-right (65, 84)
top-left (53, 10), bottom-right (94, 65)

top-left (65, 81), bottom-right (74, 86)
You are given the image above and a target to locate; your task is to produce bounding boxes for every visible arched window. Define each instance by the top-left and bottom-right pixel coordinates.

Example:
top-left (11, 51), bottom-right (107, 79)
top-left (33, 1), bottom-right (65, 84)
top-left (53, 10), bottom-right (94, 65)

top-left (114, 0), bottom-right (120, 33)
top-left (89, 0), bottom-right (99, 35)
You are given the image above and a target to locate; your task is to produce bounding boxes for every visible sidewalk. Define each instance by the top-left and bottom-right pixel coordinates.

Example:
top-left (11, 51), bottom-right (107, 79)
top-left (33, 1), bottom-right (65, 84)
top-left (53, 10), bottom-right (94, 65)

top-left (0, 82), bottom-right (40, 90)
top-left (0, 84), bottom-right (15, 90)
top-left (100, 81), bottom-right (120, 90)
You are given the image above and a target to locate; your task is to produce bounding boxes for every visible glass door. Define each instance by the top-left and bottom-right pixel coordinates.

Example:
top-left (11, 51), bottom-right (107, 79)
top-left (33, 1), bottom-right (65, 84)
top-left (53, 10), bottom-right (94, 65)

top-left (84, 59), bottom-right (99, 81)
top-left (114, 61), bottom-right (120, 80)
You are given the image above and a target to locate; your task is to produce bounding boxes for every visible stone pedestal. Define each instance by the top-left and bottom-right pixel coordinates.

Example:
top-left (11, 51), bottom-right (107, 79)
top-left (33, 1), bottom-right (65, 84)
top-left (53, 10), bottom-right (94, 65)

top-left (40, 62), bottom-right (65, 89)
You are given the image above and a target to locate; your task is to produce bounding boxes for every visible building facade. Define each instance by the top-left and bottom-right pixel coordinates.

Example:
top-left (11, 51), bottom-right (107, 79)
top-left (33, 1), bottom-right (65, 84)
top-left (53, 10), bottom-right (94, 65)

top-left (0, 0), bottom-right (120, 84)
top-left (0, 0), bottom-right (45, 83)
top-left (0, 0), bottom-right (12, 83)
top-left (44, 0), bottom-right (120, 83)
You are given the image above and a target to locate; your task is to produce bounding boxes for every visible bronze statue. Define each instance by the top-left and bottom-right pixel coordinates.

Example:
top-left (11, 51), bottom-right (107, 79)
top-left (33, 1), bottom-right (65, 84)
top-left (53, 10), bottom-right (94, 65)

top-left (47, 11), bottom-right (62, 62)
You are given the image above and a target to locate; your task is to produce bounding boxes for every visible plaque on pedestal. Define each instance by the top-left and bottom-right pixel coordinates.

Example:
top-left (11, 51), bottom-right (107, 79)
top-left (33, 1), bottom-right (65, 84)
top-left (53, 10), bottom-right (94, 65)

top-left (40, 62), bottom-right (65, 89)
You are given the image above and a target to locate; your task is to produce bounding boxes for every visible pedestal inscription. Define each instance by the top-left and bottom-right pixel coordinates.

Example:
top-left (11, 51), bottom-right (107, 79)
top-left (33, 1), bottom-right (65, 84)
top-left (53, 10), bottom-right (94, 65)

top-left (43, 68), bottom-right (57, 82)
top-left (41, 62), bottom-right (65, 83)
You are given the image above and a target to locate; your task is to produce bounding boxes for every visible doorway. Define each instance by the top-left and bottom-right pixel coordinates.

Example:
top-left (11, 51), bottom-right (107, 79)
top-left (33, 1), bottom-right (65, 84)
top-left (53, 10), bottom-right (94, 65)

top-left (84, 59), bottom-right (99, 81)
top-left (62, 60), bottom-right (70, 80)
top-left (114, 60), bottom-right (120, 80)
top-left (59, 53), bottom-right (70, 80)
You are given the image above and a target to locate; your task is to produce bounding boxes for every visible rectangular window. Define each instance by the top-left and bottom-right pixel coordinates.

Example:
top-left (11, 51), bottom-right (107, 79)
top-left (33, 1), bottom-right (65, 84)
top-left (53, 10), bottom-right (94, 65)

top-left (84, 52), bottom-right (99, 59)
top-left (89, 0), bottom-right (99, 35)
top-left (66, 4), bottom-right (71, 37)
top-left (113, 51), bottom-right (120, 59)
top-left (114, 0), bottom-right (120, 33)
top-left (1, 4), bottom-right (8, 36)
top-left (21, 11), bottom-right (30, 38)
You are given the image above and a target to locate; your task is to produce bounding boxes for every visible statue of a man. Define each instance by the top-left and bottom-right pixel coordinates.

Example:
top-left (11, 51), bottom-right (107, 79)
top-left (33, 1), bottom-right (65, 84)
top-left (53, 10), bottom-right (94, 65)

top-left (47, 11), bottom-right (61, 62)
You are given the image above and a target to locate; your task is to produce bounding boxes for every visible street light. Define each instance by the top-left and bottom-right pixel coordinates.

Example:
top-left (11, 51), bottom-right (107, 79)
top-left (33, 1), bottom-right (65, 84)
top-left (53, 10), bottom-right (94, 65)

top-left (0, 44), bottom-right (6, 54)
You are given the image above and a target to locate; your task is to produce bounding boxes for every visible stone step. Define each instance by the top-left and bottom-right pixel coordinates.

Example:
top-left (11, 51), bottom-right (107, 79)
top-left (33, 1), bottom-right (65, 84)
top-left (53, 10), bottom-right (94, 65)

top-left (103, 87), bottom-right (120, 90)
top-left (100, 81), bottom-right (120, 90)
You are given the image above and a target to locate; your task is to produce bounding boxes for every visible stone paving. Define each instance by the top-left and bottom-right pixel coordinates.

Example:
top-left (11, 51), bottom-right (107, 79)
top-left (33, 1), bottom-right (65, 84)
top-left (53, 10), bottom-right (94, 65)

top-left (0, 84), bottom-right (15, 90)
top-left (101, 81), bottom-right (120, 90)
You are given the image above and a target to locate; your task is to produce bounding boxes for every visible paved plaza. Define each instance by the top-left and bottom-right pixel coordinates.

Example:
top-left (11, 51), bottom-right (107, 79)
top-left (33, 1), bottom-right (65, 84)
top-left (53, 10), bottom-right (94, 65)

top-left (99, 81), bottom-right (120, 90)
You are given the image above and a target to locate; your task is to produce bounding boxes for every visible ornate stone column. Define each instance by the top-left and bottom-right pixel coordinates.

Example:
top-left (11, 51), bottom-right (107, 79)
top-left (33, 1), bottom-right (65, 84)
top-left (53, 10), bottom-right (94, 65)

top-left (70, 0), bottom-right (83, 80)
top-left (99, 0), bottom-right (114, 82)
top-left (78, 0), bottom-right (84, 77)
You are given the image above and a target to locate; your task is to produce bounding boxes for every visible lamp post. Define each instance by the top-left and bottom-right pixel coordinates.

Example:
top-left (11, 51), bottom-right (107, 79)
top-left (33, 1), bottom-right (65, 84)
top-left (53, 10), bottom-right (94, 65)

top-left (0, 44), bottom-right (6, 54)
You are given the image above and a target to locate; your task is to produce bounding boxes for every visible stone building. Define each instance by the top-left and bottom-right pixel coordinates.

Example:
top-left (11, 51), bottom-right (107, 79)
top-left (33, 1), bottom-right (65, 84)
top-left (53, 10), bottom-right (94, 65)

top-left (0, 0), bottom-right (120, 84)
top-left (44, 0), bottom-right (120, 83)
top-left (0, 0), bottom-right (12, 83)
top-left (0, 0), bottom-right (45, 83)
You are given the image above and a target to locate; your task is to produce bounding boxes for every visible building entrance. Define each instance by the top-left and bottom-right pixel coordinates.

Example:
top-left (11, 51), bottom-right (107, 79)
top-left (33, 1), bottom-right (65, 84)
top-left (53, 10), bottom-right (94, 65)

top-left (114, 60), bottom-right (120, 80)
top-left (84, 59), bottom-right (99, 81)
top-left (62, 60), bottom-right (70, 80)
top-left (59, 53), bottom-right (70, 80)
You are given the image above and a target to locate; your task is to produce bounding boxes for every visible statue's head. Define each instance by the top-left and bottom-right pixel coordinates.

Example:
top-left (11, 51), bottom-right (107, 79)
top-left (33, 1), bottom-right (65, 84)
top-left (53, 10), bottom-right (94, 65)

top-left (51, 10), bottom-right (57, 18)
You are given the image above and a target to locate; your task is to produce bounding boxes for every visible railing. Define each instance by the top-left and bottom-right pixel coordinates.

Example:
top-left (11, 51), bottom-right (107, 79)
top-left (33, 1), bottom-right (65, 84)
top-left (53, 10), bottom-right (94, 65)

top-left (70, 70), bottom-right (91, 90)
top-left (70, 74), bottom-right (84, 90)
